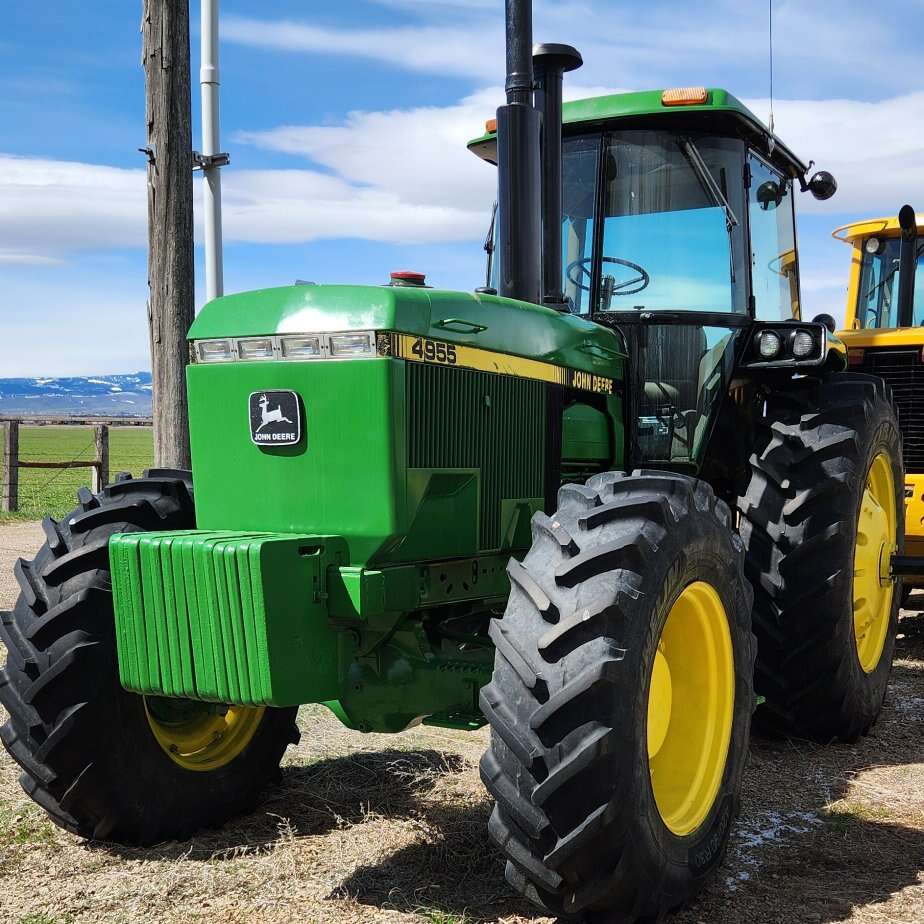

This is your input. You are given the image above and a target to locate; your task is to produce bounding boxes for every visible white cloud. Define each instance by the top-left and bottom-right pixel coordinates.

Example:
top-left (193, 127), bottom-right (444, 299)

top-left (222, 15), bottom-right (504, 81)
top-left (3, 88), bottom-right (921, 272)
top-left (0, 155), bottom-right (146, 262)
top-left (744, 92), bottom-right (924, 218)
top-left (236, 88), bottom-right (500, 213)
top-left (222, 168), bottom-right (484, 244)
top-left (221, 2), bottom-right (923, 96)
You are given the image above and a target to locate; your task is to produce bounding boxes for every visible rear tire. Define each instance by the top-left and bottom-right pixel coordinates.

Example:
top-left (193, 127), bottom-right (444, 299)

top-left (480, 471), bottom-right (755, 921)
top-left (0, 472), bottom-right (299, 844)
top-left (737, 372), bottom-right (903, 741)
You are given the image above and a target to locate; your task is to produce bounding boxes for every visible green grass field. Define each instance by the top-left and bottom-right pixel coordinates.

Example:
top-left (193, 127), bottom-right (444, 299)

top-left (1, 426), bottom-right (153, 522)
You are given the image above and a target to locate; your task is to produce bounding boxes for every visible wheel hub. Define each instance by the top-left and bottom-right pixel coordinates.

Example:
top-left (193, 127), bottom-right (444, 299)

top-left (647, 648), bottom-right (672, 759)
top-left (144, 697), bottom-right (265, 772)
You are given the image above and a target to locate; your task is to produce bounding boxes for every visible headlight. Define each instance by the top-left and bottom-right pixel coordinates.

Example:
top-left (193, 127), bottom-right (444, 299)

top-left (329, 332), bottom-right (375, 356)
top-left (196, 339), bottom-right (235, 363)
top-left (865, 237), bottom-right (882, 255)
top-left (792, 330), bottom-right (816, 358)
top-left (281, 335), bottom-right (322, 359)
top-left (238, 337), bottom-right (275, 360)
top-left (758, 331), bottom-right (783, 359)
top-left (192, 331), bottom-right (380, 362)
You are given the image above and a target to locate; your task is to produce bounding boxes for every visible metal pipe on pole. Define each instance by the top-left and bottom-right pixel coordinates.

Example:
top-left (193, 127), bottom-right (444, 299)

top-left (200, 0), bottom-right (226, 302)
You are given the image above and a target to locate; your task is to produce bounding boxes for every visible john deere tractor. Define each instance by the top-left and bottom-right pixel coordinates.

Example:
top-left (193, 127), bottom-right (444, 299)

top-left (835, 206), bottom-right (924, 596)
top-left (0, 3), bottom-right (905, 920)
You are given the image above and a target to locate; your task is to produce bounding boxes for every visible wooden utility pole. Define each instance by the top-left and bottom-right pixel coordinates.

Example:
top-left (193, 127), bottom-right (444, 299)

top-left (142, 0), bottom-right (195, 469)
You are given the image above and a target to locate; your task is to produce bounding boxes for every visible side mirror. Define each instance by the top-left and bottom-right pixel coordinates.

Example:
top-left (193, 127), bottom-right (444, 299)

top-left (807, 171), bottom-right (837, 201)
top-left (756, 180), bottom-right (783, 211)
top-left (812, 313), bottom-right (837, 333)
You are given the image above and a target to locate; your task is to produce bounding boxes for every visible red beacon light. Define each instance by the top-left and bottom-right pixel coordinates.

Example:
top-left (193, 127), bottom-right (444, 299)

top-left (389, 270), bottom-right (428, 288)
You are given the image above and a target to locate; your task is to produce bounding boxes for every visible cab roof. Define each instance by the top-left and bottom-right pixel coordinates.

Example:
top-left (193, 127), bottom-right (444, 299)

top-left (832, 214), bottom-right (924, 244)
top-left (467, 87), bottom-right (809, 178)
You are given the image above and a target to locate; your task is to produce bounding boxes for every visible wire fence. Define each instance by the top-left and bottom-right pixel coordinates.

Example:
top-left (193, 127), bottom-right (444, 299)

top-left (1, 420), bottom-right (153, 520)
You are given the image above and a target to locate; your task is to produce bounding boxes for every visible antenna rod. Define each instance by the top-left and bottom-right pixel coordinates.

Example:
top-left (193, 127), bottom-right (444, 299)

top-left (201, 0), bottom-right (225, 301)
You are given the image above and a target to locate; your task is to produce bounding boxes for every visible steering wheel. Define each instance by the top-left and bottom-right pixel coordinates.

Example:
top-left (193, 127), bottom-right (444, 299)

top-left (566, 256), bottom-right (651, 296)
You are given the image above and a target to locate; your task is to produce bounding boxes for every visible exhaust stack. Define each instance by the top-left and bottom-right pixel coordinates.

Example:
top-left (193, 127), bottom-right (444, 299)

top-left (897, 204), bottom-right (919, 328)
top-left (534, 43), bottom-right (583, 309)
top-left (496, 0), bottom-right (542, 304)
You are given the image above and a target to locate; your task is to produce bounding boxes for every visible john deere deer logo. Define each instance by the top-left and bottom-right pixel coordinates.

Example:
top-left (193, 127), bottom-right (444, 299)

top-left (256, 394), bottom-right (293, 432)
top-left (248, 391), bottom-right (301, 447)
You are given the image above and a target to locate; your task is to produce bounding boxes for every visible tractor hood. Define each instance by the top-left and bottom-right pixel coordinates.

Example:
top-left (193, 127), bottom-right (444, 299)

top-left (183, 284), bottom-right (626, 567)
top-left (188, 283), bottom-right (625, 375)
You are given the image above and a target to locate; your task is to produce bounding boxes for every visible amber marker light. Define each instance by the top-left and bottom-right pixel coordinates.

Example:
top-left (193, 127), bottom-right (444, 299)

top-left (661, 87), bottom-right (709, 107)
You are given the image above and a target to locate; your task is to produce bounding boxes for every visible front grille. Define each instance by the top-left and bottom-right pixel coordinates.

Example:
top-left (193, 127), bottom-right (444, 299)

top-left (857, 348), bottom-right (924, 471)
top-left (407, 363), bottom-right (546, 550)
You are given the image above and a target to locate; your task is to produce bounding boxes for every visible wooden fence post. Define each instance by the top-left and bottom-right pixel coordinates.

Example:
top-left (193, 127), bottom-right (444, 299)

top-left (2, 420), bottom-right (19, 513)
top-left (92, 425), bottom-right (110, 493)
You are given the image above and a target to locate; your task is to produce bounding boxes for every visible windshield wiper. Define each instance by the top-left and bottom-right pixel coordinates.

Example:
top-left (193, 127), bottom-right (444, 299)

top-left (680, 140), bottom-right (739, 231)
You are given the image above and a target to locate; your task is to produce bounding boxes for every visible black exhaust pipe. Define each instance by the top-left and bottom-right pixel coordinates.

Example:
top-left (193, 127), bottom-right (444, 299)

top-left (897, 204), bottom-right (918, 328)
top-left (496, 0), bottom-right (542, 304)
top-left (534, 43), bottom-right (582, 309)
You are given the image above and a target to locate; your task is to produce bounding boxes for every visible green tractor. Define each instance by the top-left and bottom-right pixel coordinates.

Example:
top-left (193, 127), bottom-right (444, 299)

top-left (0, 3), bottom-right (904, 920)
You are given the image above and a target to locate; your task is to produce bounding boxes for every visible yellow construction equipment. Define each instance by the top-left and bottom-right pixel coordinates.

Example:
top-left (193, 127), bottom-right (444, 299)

top-left (836, 206), bottom-right (924, 581)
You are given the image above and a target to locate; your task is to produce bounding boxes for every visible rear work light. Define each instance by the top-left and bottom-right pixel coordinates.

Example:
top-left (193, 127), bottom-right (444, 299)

top-left (661, 87), bottom-right (708, 107)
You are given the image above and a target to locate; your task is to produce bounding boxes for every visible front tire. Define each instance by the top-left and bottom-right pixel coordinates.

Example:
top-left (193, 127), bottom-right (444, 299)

top-left (0, 471), bottom-right (299, 844)
top-left (737, 372), bottom-right (903, 741)
top-left (480, 471), bottom-right (755, 921)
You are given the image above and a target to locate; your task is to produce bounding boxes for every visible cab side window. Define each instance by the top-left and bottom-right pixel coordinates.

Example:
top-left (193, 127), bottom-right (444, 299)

top-left (748, 154), bottom-right (800, 321)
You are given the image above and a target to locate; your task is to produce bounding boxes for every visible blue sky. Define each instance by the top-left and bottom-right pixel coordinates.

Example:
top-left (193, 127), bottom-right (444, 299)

top-left (1, 0), bottom-right (922, 376)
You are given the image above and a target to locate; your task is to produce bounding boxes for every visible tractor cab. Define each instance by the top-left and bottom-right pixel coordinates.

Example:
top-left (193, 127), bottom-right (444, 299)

top-left (836, 208), bottom-right (924, 557)
top-left (470, 87), bottom-right (837, 476)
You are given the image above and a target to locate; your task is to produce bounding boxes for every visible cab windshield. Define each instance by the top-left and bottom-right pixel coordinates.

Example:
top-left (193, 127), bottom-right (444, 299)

top-left (561, 130), bottom-right (748, 315)
top-left (856, 237), bottom-right (924, 328)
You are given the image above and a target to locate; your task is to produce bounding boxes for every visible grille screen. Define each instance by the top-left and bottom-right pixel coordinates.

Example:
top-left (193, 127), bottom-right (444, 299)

top-left (857, 348), bottom-right (924, 471)
top-left (407, 363), bottom-right (546, 550)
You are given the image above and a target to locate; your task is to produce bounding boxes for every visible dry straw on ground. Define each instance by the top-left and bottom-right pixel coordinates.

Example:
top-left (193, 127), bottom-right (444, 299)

top-left (0, 524), bottom-right (922, 924)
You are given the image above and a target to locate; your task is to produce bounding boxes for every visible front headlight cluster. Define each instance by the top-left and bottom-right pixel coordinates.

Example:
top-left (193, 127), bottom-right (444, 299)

top-left (193, 331), bottom-right (377, 363)
top-left (750, 325), bottom-right (824, 366)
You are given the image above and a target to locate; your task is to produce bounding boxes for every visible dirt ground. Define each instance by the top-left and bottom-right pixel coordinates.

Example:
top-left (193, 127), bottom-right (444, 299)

top-left (0, 523), bottom-right (922, 924)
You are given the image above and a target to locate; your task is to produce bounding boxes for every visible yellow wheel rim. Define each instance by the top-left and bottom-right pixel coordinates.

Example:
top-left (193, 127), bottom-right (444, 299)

top-left (647, 581), bottom-right (735, 837)
top-left (144, 697), bottom-right (264, 772)
top-left (853, 452), bottom-right (897, 674)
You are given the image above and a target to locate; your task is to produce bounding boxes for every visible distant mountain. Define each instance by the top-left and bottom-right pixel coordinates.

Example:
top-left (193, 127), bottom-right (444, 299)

top-left (0, 373), bottom-right (152, 417)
